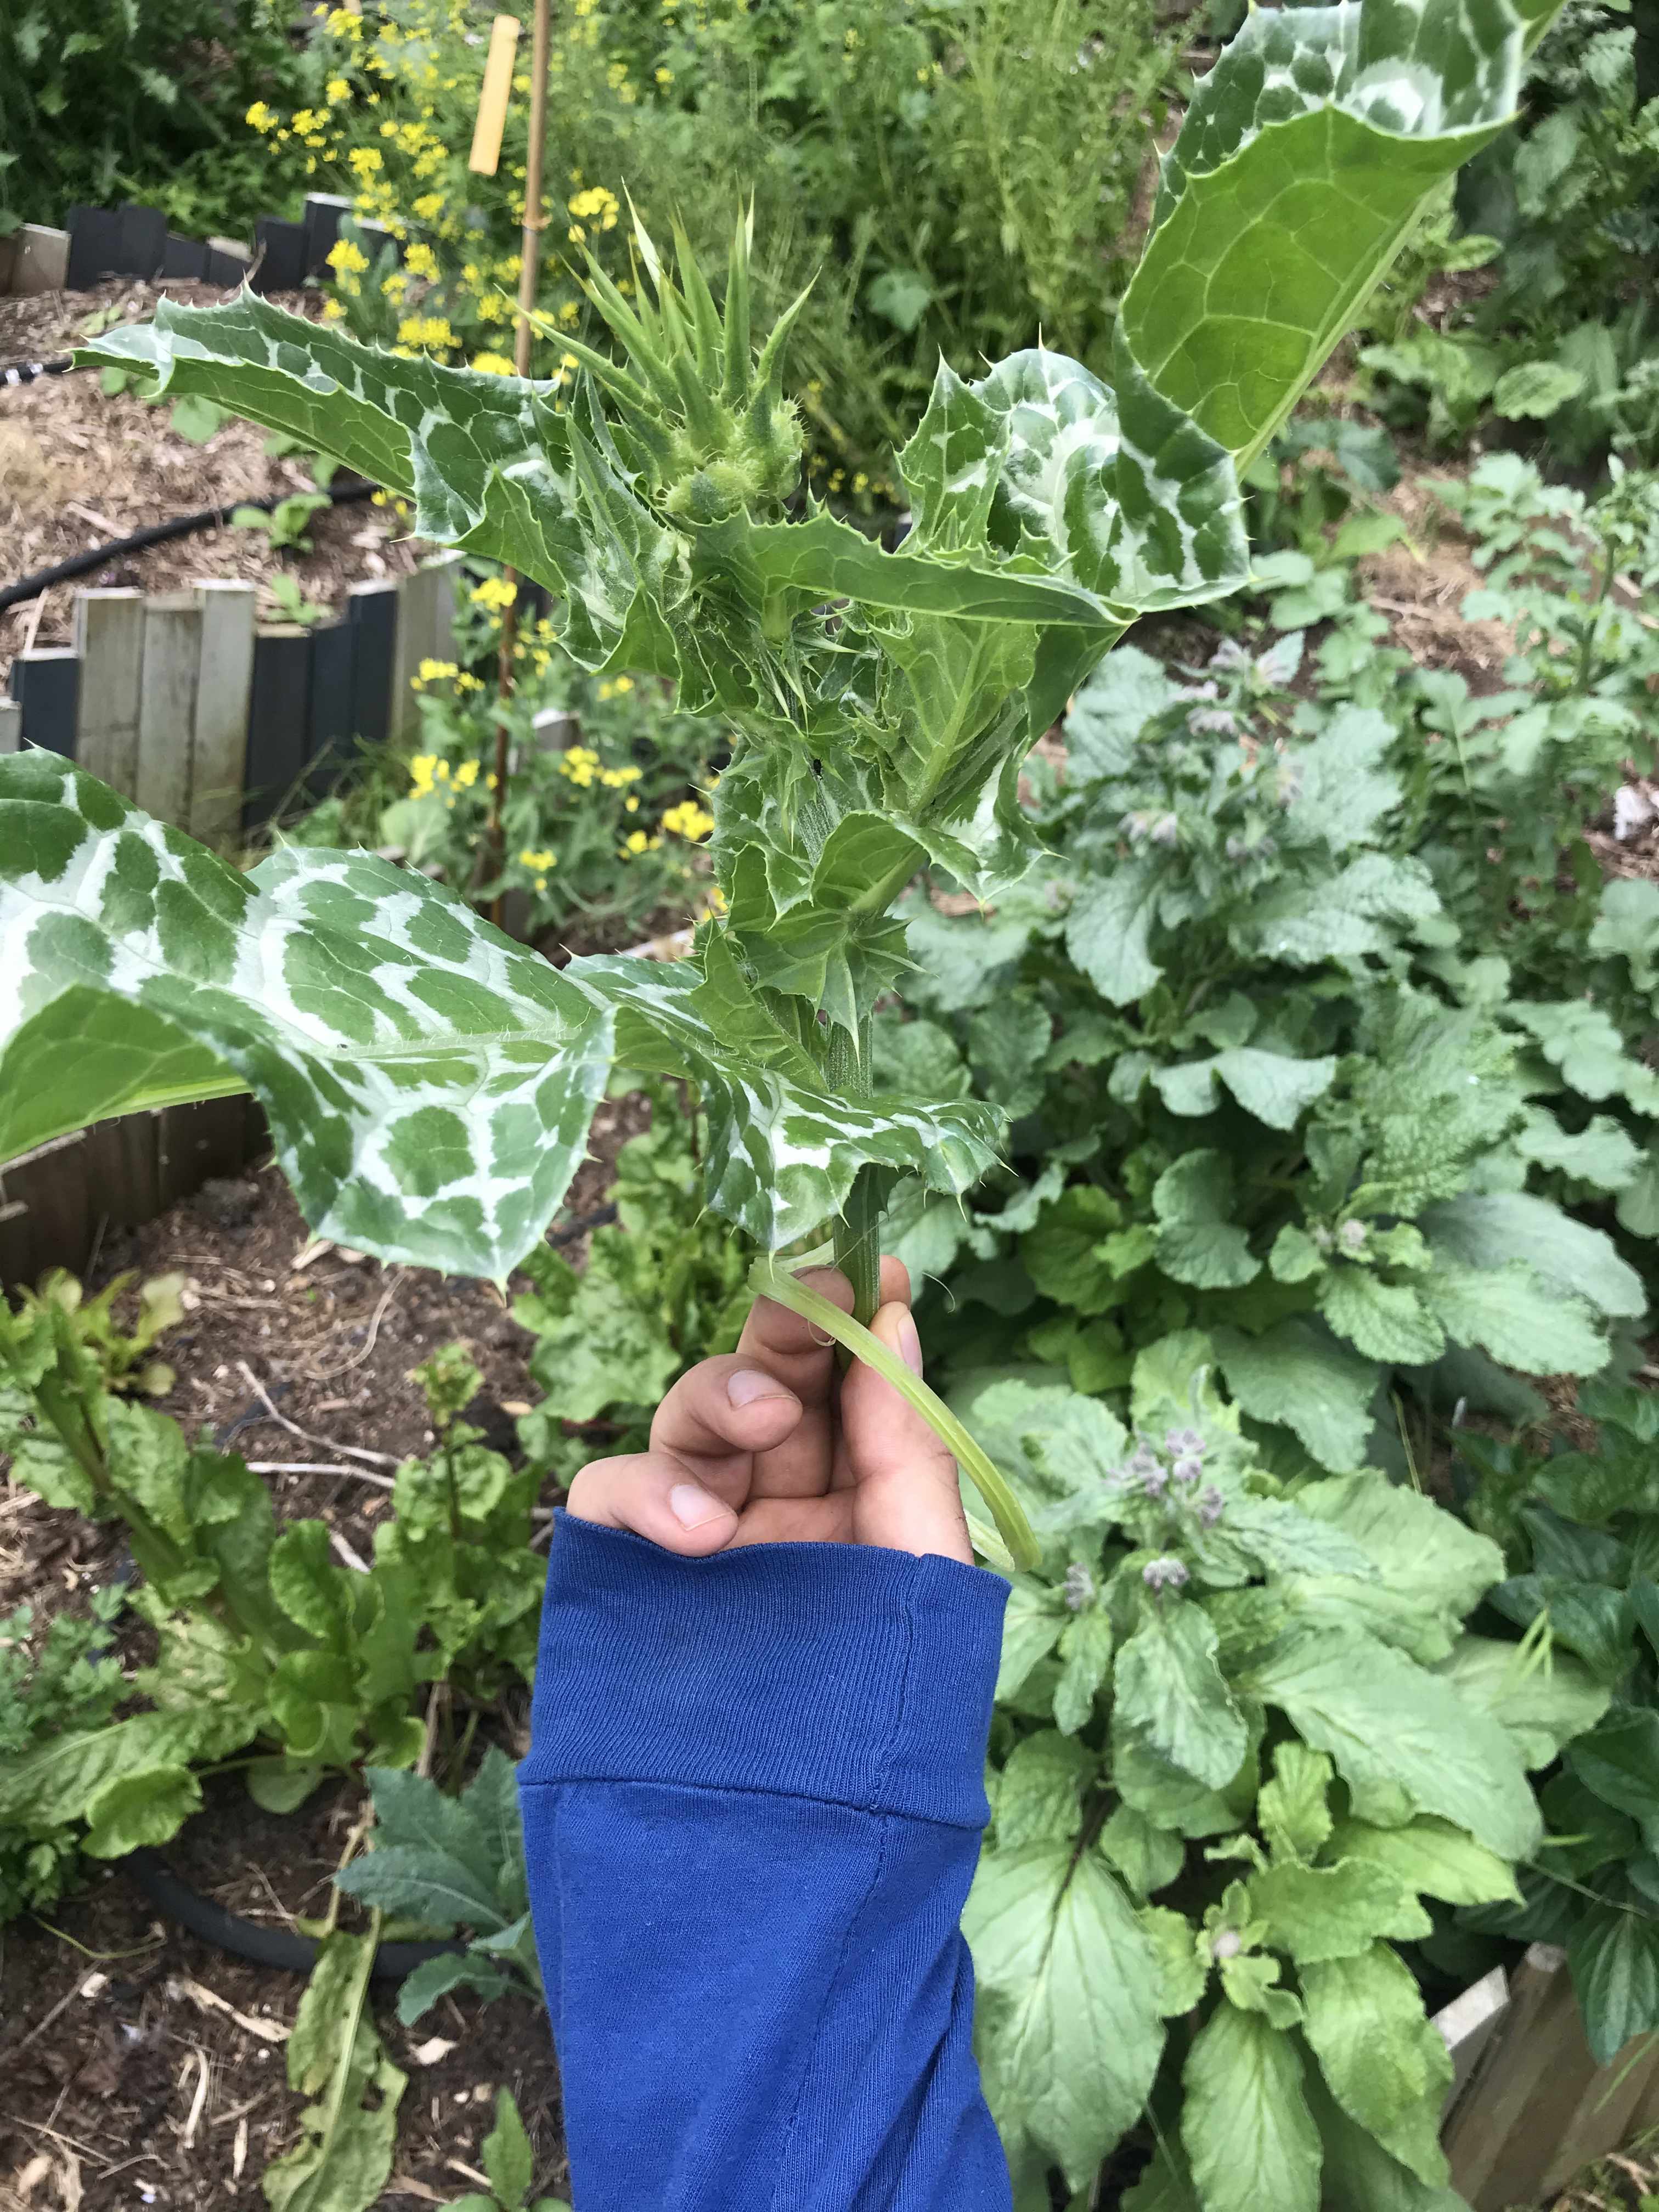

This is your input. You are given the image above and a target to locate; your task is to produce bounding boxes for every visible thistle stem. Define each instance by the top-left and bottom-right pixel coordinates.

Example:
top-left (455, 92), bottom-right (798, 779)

top-left (833, 1164), bottom-right (884, 1331)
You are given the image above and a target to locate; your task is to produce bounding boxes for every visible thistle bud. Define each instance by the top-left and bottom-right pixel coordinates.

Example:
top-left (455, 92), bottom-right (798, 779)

top-left (1338, 1218), bottom-right (1368, 1253)
top-left (1143, 1555), bottom-right (1189, 1593)
top-left (1063, 1562), bottom-right (1096, 1612)
top-left (1198, 1486), bottom-right (1225, 1528)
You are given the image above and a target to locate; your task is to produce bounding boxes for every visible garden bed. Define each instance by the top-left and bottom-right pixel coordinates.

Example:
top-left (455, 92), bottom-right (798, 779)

top-left (0, 278), bottom-right (428, 678)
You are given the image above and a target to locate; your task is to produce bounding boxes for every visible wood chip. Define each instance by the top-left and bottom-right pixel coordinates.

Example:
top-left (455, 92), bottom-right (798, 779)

top-left (166, 1976), bottom-right (289, 2045)
top-left (291, 1238), bottom-right (335, 1271)
top-left (233, 2117), bottom-right (249, 2183)
top-left (408, 2036), bottom-right (458, 2068)
top-left (180, 2047), bottom-right (211, 2149)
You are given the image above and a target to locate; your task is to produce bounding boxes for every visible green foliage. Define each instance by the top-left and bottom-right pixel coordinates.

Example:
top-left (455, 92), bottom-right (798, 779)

top-left (513, 1080), bottom-right (749, 1477)
top-left (0, 1587), bottom-right (126, 1923)
top-left (1457, 1380), bottom-right (1659, 2065)
top-left (444, 2089), bottom-right (569, 2212)
top-left (960, 1356), bottom-right (1576, 2206)
top-left (0, 0), bottom-right (312, 234)
top-left (264, 1925), bottom-right (407, 2212)
top-left (6, 1265), bottom-right (188, 1400)
top-left (334, 1751), bottom-right (541, 2025)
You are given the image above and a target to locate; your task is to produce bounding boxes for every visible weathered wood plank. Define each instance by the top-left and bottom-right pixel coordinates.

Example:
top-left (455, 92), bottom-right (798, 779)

top-left (72, 588), bottom-right (145, 793)
top-left (390, 553), bottom-right (462, 742)
top-left (136, 593), bottom-right (202, 825)
top-left (0, 699), bottom-right (21, 755)
top-left (12, 649), bottom-right (81, 757)
top-left (346, 578), bottom-right (399, 748)
top-left (242, 625), bottom-right (313, 831)
top-left (189, 580), bottom-right (257, 846)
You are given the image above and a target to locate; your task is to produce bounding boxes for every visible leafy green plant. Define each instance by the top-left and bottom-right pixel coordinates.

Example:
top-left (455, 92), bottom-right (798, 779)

top-left (957, 1351), bottom-right (1606, 2211)
top-left (334, 1751), bottom-right (542, 2025)
top-left (512, 1079), bottom-right (750, 1480)
top-left (886, 614), bottom-right (1647, 1474)
top-left (0, 0), bottom-right (1562, 1560)
top-left (0, 1586), bottom-right (127, 1923)
top-left (233, 492), bottom-right (333, 555)
top-left (0, 1285), bottom-right (452, 1849)
top-left (264, 1920), bottom-right (406, 2212)
top-left (374, 1345), bottom-right (544, 1690)
top-left (445, 2090), bottom-right (568, 2212)
top-left (1457, 1380), bottom-right (1659, 2068)
top-left (8, 1265), bottom-right (187, 1398)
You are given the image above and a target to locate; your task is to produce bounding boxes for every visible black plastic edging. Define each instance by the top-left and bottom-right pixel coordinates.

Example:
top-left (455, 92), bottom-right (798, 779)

top-left (123, 1847), bottom-right (466, 1980)
top-left (0, 477), bottom-right (378, 616)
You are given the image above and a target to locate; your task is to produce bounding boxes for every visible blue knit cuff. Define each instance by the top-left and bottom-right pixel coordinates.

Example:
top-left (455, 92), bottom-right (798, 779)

top-left (521, 1513), bottom-right (1008, 1830)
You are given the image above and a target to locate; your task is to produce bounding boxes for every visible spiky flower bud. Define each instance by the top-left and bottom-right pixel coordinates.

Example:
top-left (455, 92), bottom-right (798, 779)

top-left (1172, 1455), bottom-right (1204, 1486)
top-left (1338, 1218), bottom-right (1368, 1254)
top-left (1143, 1555), bottom-right (1189, 1592)
top-left (1063, 1562), bottom-right (1096, 1612)
top-left (1198, 1486), bottom-right (1225, 1528)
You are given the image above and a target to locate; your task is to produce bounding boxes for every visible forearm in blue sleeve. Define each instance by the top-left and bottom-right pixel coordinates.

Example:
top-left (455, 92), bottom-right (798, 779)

top-left (518, 1514), bottom-right (1013, 2212)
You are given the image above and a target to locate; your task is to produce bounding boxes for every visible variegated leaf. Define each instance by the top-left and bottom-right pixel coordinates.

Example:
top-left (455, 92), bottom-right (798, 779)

top-left (1122, 0), bottom-right (1565, 468)
top-left (0, 757), bottom-right (998, 1274)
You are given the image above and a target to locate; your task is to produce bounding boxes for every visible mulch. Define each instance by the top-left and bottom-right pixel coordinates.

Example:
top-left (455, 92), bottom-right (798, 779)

top-left (1, 276), bottom-right (428, 682)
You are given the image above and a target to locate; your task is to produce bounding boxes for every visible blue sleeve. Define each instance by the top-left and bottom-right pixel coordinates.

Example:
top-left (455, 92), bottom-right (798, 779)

top-left (518, 1513), bottom-right (1014, 2212)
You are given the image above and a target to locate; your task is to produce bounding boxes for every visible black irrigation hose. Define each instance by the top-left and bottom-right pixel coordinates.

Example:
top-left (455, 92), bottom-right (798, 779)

top-left (2, 356), bottom-right (74, 386)
top-left (0, 475), bottom-right (380, 616)
top-left (123, 1846), bottom-right (467, 1980)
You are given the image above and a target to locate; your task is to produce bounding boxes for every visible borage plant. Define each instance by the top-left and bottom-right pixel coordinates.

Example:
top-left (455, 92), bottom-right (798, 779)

top-left (0, 0), bottom-right (1559, 1565)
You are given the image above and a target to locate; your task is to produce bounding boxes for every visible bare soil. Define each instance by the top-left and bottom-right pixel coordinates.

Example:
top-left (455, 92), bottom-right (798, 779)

top-left (1, 278), bottom-right (429, 680)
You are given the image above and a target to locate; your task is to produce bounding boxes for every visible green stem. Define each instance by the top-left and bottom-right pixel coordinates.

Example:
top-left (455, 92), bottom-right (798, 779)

top-left (834, 1164), bottom-right (884, 1331)
top-left (748, 1256), bottom-right (1041, 1571)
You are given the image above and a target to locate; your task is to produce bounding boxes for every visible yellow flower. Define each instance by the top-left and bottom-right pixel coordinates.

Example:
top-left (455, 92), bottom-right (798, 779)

top-left (623, 830), bottom-right (650, 855)
top-left (417, 659), bottom-right (458, 682)
top-left (453, 759), bottom-right (480, 788)
top-left (470, 575), bottom-right (518, 611)
top-left (245, 101), bottom-right (275, 132)
top-left (348, 146), bottom-right (383, 178)
top-left (413, 191), bottom-right (447, 221)
top-left (398, 314), bottom-right (456, 351)
top-left (320, 296), bottom-right (346, 320)
top-left (661, 799), bottom-right (715, 841)
top-left (327, 238), bottom-right (370, 276)
top-left (409, 754), bottom-right (439, 794)
top-left (382, 270), bottom-right (410, 300)
top-left (656, 65), bottom-right (673, 82)
top-left (624, 795), bottom-right (639, 812)
top-left (470, 350), bottom-right (516, 375)
top-left (404, 242), bottom-right (439, 279)
top-left (519, 847), bottom-right (557, 871)
top-left (455, 672), bottom-right (483, 692)
top-left (325, 76), bottom-right (352, 103)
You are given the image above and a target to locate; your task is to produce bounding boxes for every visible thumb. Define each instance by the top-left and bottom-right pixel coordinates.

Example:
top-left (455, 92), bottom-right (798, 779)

top-left (838, 1300), bottom-right (973, 1565)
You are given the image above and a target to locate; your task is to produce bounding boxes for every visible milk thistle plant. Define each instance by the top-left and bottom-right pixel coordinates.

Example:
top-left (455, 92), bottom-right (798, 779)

top-left (0, 0), bottom-right (1560, 1566)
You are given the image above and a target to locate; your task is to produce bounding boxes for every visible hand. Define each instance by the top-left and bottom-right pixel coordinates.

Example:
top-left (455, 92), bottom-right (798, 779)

top-left (565, 1258), bottom-right (972, 1566)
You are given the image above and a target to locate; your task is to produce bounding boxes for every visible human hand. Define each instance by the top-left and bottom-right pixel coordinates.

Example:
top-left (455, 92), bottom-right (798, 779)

top-left (564, 1258), bottom-right (972, 1566)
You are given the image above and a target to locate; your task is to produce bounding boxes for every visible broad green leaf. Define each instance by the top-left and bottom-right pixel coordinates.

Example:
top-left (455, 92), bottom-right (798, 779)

top-left (1138, 1904), bottom-right (1210, 2016)
top-left (481, 2090), bottom-right (535, 2211)
top-left (1299, 1945), bottom-right (1453, 2186)
top-left (997, 1579), bottom-right (1069, 1700)
top-left (1246, 1859), bottom-right (1430, 1963)
top-left (1115, 1599), bottom-right (1249, 1791)
top-left (1153, 1150), bottom-right (1260, 1290)
top-left (0, 1708), bottom-right (250, 1827)
top-left (266, 1929), bottom-right (406, 2212)
top-left (1423, 1260), bottom-right (1611, 1376)
top-left (1293, 1475), bottom-right (1504, 1632)
top-left (1241, 1629), bottom-right (1541, 1858)
top-left (1567, 1709), bottom-right (1659, 1827)
top-left (0, 758), bottom-right (998, 1271)
top-left (1436, 1635), bottom-right (1611, 1768)
top-left (1114, 1729), bottom-right (1243, 1837)
top-left (1054, 1608), bottom-right (1114, 1735)
top-left (1508, 999), bottom-right (1659, 1115)
top-left (1100, 1807), bottom-right (1186, 1904)
top-left (1567, 1899), bottom-right (1659, 2064)
top-left (0, 984), bottom-right (241, 1157)
top-left (335, 1841), bottom-right (509, 1932)
top-left (1124, 0), bottom-right (1547, 468)
top-left (1305, 2058), bottom-right (1470, 2212)
top-left (1065, 646), bottom-right (1180, 777)
top-left (1420, 1191), bottom-right (1645, 1321)
top-left (82, 1764), bottom-right (203, 1857)
top-left (966, 1844), bottom-right (1165, 2186)
top-left (1212, 1321), bottom-right (1378, 1472)
top-left (1182, 2001), bottom-right (1320, 2212)
top-left (1257, 1743), bottom-right (1335, 1865)
top-left (1152, 1049), bottom-right (1337, 1131)
top-left (1065, 856), bottom-right (1169, 1006)
top-left (993, 1731), bottom-right (1094, 1850)
top-left (1319, 1267), bottom-right (1445, 1365)
top-left (1323, 1816), bottom-right (1520, 1908)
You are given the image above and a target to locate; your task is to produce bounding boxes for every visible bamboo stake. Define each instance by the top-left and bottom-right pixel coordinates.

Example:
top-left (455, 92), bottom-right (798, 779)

top-left (485, 0), bottom-right (552, 926)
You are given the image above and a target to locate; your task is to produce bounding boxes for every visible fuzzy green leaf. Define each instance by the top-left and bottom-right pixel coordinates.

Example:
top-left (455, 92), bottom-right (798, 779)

top-left (966, 1844), bottom-right (1165, 2186)
top-left (1567, 1900), bottom-right (1659, 2065)
top-left (1211, 1322), bottom-right (1378, 1473)
top-left (1299, 1944), bottom-right (1453, 2186)
top-left (1115, 1599), bottom-right (1249, 1791)
top-left (1182, 2002), bottom-right (1321, 2212)
top-left (1246, 1858), bottom-right (1431, 1963)
top-left (1323, 1816), bottom-right (1521, 1908)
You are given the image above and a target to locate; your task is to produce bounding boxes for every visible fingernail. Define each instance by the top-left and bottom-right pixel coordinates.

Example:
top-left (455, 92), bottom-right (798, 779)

top-left (897, 1312), bottom-right (924, 1375)
top-left (727, 1368), bottom-right (790, 1408)
top-left (669, 1482), bottom-right (730, 1530)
